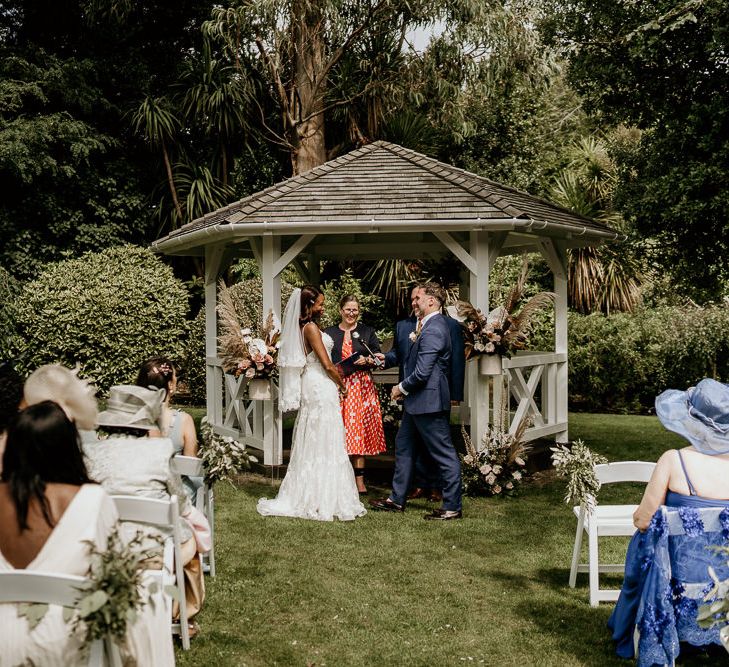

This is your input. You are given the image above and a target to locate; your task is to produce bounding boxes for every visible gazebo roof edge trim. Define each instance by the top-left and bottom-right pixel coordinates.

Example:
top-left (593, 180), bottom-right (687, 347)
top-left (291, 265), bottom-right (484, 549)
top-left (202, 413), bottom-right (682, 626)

top-left (151, 215), bottom-right (616, 255)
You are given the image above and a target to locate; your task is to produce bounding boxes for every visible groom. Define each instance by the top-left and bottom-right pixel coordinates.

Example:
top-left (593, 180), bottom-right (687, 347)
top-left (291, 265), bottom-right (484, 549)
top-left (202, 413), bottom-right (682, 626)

top-left (371, 282), bottom-right (463, 520)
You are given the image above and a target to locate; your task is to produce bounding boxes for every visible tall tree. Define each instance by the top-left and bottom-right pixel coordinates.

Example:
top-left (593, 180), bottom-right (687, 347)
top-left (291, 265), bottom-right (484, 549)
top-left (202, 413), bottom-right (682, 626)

top-left (540, 0), bottom-right (729, 300)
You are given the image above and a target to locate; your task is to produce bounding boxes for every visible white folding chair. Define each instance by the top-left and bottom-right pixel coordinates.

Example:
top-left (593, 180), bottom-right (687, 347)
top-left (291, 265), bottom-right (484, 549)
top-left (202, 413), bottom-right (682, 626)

top-left (110, 494), bottom-right (191, 650)
top-left (172, 454), bottom-right (216, 577)
top-left (0, 571), bottom-right (122, 666)
top-left (568, 460), bottom-right (656, 606)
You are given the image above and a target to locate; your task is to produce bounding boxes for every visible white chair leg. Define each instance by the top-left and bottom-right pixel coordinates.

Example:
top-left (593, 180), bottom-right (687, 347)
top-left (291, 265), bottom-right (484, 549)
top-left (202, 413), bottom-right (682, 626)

top-left (207, 487), bottom-right (216, 577)
top-left (569, 509), bottom-right (585, 588)
top-left (588, 525), bottom-right (600, 607)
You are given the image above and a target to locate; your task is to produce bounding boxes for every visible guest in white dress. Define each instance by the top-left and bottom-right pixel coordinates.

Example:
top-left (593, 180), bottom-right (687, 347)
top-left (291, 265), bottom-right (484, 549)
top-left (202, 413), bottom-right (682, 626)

top-left (0, 400), bottom-right (174, 667)
top-left (257, 285), bottom-right (366, 522)
top-left (87, 384), bottom-right (207, 635)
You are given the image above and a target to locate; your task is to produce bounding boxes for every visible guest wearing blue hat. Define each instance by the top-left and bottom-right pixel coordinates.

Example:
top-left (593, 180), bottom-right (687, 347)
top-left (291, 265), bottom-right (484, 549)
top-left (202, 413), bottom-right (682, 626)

top-left (609, 378), bottom-right (729, 660)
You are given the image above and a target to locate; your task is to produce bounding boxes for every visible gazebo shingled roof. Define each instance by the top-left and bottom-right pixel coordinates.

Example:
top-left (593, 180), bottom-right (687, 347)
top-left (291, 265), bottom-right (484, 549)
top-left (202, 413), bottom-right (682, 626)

top-left (153, 140), bottom-right (616, 255)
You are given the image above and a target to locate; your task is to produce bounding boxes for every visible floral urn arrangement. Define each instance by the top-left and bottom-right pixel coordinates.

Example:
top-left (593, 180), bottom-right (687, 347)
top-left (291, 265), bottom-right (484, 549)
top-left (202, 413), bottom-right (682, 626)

top-left (448, 260), bottom-right (554, 375)
top-left (217, 280), bottom-right (280, 399)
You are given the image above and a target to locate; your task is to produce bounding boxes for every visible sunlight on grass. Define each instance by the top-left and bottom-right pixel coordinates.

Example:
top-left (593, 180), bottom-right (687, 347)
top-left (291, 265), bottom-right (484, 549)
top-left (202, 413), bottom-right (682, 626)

top-left (175, 413), bottom-right (717, 666)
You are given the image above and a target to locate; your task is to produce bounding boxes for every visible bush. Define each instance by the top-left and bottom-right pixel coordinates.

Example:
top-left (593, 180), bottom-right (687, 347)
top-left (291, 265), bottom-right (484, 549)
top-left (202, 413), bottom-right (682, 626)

top-left (568, 304), bottom-right (729, 412)
top-left (12, 245), bottom-right (190, 392)
top-left (0, 267), bottom-right (20, 360)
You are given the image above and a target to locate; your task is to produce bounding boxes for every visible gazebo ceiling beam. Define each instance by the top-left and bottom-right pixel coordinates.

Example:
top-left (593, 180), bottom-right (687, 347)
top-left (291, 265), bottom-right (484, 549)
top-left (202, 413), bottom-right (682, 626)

top-left (272, 234), bottom-right (315, 277)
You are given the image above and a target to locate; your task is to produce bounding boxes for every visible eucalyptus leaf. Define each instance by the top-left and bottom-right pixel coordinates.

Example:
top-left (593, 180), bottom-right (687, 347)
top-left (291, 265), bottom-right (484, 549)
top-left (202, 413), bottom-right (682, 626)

top-left (17, 602), bottom-right (49, 631)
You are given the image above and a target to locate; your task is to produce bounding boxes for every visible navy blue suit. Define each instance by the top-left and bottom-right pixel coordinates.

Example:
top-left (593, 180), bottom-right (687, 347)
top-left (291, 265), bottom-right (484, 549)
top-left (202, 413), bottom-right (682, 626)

top-left (388, 313), bottom-right (462, 511)
top-left (385, 314), bottom-right (465, 491)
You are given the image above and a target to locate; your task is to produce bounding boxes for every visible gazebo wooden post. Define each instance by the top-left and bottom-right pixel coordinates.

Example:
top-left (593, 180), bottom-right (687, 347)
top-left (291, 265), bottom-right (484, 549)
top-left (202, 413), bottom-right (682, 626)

top-left (537, 238), bottom-right (569, 443)
top-left (260, 236), bottom-right (283, 465)
top-left (204, 244), bottom-right (228, 428)
top-left (466, 230), bottom-right (506, 445)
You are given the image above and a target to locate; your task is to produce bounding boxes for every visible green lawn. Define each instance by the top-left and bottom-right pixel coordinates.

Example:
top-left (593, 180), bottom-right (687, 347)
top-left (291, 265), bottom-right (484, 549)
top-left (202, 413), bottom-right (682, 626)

top-left (175, 413), bottom-right (718, 666)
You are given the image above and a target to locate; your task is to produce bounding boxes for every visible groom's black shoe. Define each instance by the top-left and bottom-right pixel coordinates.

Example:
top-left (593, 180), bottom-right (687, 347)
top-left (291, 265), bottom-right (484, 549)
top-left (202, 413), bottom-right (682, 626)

top-left (423, 508), bottom-right (462, 521)
top-left (369, 498), bottom-right (404, 513)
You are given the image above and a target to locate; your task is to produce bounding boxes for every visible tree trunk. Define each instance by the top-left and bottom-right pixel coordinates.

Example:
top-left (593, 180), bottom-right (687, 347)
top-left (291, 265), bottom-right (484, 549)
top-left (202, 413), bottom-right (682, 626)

top-left (162, 140), bottom-right (183, 225)
top-left (290, 0), bottom-right (327, 175)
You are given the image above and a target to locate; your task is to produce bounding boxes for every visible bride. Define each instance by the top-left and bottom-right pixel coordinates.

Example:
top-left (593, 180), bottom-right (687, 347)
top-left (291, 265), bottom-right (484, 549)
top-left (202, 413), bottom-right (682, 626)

top-left (257, 286), bottom-right (366, 521)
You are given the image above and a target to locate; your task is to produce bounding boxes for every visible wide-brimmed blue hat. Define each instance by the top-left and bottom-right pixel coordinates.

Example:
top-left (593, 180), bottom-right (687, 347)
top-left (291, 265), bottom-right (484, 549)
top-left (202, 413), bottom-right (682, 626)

top-left (655, 378), bottom-right (729, 455)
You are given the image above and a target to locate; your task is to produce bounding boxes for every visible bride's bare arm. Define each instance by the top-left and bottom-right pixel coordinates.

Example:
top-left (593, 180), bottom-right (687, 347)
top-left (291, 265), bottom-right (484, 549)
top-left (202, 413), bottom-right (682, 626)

top-left (303, 323), bottom-right (346, 393)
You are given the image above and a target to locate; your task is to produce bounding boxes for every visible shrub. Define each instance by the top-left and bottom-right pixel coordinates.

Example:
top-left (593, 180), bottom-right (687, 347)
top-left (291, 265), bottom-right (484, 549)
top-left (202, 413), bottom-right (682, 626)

top-left (568, 304), bottom-right (729, 413)
top-left (12, 245), bottom-right (189, 392)
top-left (0, 267), bottom-right (20, 360)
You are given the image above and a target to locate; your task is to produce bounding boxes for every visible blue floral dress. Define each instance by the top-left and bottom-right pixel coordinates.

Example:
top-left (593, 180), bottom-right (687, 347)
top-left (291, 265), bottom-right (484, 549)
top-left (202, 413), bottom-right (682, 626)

top-left (608, 451), bottom-right (729, 665)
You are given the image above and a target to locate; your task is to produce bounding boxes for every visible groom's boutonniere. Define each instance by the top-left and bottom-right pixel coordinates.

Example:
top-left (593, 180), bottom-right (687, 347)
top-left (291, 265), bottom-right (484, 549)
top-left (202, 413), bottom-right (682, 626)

top-left (408, 331), bottom-right (418, 342)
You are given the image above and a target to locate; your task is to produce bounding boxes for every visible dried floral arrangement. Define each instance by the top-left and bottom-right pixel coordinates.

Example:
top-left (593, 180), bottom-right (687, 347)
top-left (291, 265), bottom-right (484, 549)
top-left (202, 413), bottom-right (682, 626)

top-left (460, 389), bottom-right (531, 497)
top-left (449, 259), bottom-right (554, 359)
top-left (199, 416), bottom-right (257, 484)
top-left (550, 440), bottom-right (608, 514)
top-left (217, 279), bottom-right (280, 379)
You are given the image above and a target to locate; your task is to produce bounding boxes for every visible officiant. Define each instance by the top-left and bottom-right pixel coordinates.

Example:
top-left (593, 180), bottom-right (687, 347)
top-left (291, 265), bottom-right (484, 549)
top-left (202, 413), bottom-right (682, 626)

top-left (324, 294), bottom-right (386, 494)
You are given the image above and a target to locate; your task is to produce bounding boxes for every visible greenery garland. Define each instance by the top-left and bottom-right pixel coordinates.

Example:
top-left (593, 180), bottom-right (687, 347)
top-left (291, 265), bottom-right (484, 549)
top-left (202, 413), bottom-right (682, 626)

top-left (551, 440), bottom-right (607, 514)
top-left (199, 416), bottom-right (256, 485)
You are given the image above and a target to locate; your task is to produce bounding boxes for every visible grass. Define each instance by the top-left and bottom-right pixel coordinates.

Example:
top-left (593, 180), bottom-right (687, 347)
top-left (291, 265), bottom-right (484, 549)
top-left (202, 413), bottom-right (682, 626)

top-left (174, 412), bottom-right (718, 666)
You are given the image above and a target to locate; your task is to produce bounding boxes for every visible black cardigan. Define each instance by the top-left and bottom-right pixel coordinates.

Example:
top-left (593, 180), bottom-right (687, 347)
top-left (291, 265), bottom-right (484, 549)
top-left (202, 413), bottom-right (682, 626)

top-left (323, 322), bottom-right (381, 365)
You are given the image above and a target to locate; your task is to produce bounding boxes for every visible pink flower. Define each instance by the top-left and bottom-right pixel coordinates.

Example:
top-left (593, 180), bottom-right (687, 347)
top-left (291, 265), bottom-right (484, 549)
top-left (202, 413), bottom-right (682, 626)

top-left (493, 485), bottom-right (502, 494)
top-left (245, 367), bottom-right (256, 378)
top-left (264, 354), bottom-right (274, 364)
top-left (240, 359), bottom-right (252, 369)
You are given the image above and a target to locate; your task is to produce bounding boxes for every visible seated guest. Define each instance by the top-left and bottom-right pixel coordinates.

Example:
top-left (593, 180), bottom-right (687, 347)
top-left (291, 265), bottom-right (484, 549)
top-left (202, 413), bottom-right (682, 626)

top-left (0, 402), bottom-right (141, 664)
top-left (23, 364), bottom-right (98, 444)
top-left (136, 356), bottom-right (202, 501)
top-left (0, 360), bottom-right (24, 474)
top-left (609, 378), bottom-right (729, 659)
top-left (85, 384), bottom-right (208, 636)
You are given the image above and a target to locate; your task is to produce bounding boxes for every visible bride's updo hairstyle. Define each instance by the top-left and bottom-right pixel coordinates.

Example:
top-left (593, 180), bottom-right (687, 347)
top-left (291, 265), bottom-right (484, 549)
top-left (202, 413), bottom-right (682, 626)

top-left (3, 401), bottom-right (91, 530)
top-left (299, 285), bottom-right (322, 324)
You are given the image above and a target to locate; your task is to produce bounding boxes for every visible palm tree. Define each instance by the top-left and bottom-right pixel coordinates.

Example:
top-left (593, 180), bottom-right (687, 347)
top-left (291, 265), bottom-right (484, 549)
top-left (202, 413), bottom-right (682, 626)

top-left (175, 162), bottom-right (235, 223)
top-left (131, 96), bottom-right (184, 224)
top-left (178, 40), bottom-right (251, 186)
top-left (550, 136), bottom-right (642, 315)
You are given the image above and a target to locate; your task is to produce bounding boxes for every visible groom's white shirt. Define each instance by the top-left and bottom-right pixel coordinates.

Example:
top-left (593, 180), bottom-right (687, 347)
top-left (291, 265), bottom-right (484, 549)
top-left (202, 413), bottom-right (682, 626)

top-left (397, 311), bottom-right (439, 396)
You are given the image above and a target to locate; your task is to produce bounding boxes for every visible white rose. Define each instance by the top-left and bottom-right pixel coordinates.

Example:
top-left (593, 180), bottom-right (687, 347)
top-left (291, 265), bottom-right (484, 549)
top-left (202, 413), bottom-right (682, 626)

top-left (512, 471), bottom-right (522, 480)
top-left (492, 465), bottom-right (502, 474)
top-left (505, 481), bottom-right (513, 490)
top-left (248, 338), bottom-right (268, 358)
top-left (479, 464), bottom-right (492, 475)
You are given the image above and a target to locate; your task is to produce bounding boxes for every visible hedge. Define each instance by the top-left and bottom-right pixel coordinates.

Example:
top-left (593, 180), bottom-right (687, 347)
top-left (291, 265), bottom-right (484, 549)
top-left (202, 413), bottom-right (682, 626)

top-left (12, 245), bottom-right (190, 392)
top-left (568, 305), bottom-right (729, 412)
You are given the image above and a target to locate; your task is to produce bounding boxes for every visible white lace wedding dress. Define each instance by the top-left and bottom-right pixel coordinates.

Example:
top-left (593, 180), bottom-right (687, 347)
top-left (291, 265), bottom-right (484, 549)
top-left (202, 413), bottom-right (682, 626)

top-left (257, 332), bottom-right (366, 521)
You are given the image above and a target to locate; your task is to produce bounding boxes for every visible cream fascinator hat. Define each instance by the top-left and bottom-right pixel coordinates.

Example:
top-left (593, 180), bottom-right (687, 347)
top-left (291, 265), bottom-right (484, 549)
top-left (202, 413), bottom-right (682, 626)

top-left (655, 378), bottom-right (729, 456)
top-left (96, 385), bottom-right (166, 431)
top-left (24, 364), bottom-right (98, 430)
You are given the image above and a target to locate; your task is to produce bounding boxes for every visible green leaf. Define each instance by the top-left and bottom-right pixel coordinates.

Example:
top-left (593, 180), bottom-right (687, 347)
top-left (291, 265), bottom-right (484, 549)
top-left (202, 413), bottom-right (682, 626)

top-left (78, 589), bottom-right (109, 617)
top-left (17, 602), bottom-right (50, 630)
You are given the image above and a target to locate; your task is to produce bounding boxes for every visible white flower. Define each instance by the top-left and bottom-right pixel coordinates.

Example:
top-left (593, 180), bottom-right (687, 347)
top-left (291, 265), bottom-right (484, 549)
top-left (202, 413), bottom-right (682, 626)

top-left (493, 485), bottom-right (502, 494)
top-left (485, 342), bottom-right (496, 354)
top-left (512, 471), bottom-right (522, 480)
top-left (248, 338), bottom-right (268, 358)
top-left (479, 464), bottom-right (492, 475)
top-left (515, 457), bottom-right (525, 466)
top-left (505, 481), bottom-right (513, 490)
top-left (463, 454), bottom-right (474, 465)
top-left (474, 342), bottom-right (486, 352)
top-left (408, 331), bottom-right (417, 342)
top-left (486, 473), bottom-right (496, 485)
top-left (492, 465), bottom-right (502, 474)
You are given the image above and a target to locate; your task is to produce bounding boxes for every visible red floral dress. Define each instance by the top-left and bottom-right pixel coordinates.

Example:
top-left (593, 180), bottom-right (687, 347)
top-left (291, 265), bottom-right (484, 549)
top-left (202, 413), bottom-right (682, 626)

top-left (340, 336), bottom-right (386, 456)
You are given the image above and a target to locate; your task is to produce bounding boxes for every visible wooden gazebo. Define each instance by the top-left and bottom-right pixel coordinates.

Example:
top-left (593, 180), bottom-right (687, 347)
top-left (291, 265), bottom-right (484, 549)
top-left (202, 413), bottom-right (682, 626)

top-left (153, 141), bottom-right (616, 465)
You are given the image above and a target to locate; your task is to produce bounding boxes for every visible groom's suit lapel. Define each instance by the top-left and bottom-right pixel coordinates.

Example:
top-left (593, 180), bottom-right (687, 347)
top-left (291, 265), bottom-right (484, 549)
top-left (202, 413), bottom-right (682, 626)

top-left (406, 314), bottom-right (438, 363)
